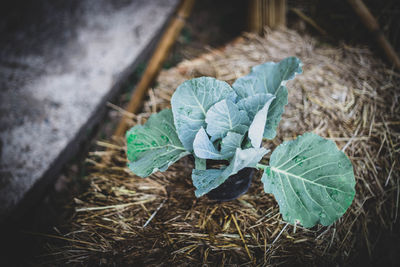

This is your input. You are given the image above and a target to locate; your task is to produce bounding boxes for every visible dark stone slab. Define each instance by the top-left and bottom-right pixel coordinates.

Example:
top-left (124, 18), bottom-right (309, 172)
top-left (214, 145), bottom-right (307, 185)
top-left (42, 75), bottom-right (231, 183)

top-left (0, 0), bottom-right (179, 221)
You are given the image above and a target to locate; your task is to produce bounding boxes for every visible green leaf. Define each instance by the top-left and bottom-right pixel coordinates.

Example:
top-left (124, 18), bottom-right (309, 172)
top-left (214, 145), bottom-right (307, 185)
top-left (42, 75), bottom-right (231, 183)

top-left (248, 95), bottom-right (275, 148)
top-left (192, 147), bottom-right (268, 197)
top-left (223, 147), bottom-right (268, 179)
top-left (193, 127), bottom-right (224, 160)
top-left (194, 129), bottom-right (245, 161)
top-left (236, 93), bottom-right (275, 120)
top-left (194, 156), bottom-right (206, 170)
top-left (126, 109), bottom-right (190, 177)
top-left (263, 87), bottom-right (288, 139)
top-left (205, 99), bottom-right (249, 141)
top-left (233, 57), bottom-right (302, 139)
top-left (232, 57), bottom-right (302, 98)
top-left (261, 132), bottom-right (355, 228)
top-left (171, 77), bottom-right (237, 151)
top-left (220, 132), bottom-right (244, 158)
top-left (192, 168), bottom-right (224, 197)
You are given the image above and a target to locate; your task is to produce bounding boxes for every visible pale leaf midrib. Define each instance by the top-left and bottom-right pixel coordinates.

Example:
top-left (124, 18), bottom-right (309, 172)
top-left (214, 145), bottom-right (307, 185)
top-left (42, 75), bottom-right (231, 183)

top-left (271, 166), bottom-right (352, 195)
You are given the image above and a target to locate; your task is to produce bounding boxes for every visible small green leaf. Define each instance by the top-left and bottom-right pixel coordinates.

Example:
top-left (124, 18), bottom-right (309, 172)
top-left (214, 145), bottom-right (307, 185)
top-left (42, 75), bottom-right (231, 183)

top-left (220, 132), bottom-right (244, 158)
top-left (192, 168), bottom-right (224, 197)
top-left (248, 95), bottom-right (275, 148)
top-left (193, 127), bottom-right (224, 160)
top-left (205, 99), bottom-right (249, 141)
top-left (233, 57), bottom-right (302, 139)
top-left (236, 93), bottom-right (275, 120)
top-left (171, 77), bottom-right (237, 151)
top-left (232, 57), bottom-right (302, 98)
top-left (263, 87), bottom-right (287, 139)
top-left (126, 109), bottom-right (189, 177)
top-left (192, 147), bottom-right (268, 197)
top-left (261, 132), bottom-right (355, 228)
top-left (194, 156), bottom-right (206, 170)
top-left (223, 147), bottom-right (269, 179)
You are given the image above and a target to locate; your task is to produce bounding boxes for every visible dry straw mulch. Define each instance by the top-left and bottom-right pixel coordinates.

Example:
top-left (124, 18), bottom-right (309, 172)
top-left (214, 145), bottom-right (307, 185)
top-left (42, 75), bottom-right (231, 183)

top-left (47, 29), bottom-right (399, 266)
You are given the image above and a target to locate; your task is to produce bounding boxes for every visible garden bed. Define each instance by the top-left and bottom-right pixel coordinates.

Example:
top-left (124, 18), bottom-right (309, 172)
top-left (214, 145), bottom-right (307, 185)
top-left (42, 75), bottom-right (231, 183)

top-left (46, 29), bottom-right (399, 265)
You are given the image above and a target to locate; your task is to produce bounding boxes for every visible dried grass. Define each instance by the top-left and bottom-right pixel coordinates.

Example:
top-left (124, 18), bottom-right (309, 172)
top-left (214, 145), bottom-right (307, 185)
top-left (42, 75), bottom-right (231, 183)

top-left (45, 29), bottom-right (400, 266)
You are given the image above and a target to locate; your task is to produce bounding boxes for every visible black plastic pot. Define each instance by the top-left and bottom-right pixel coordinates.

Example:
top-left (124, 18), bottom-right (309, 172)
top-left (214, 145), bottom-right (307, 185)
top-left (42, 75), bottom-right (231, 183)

top-left (206, 167), bottom-right (255, 202)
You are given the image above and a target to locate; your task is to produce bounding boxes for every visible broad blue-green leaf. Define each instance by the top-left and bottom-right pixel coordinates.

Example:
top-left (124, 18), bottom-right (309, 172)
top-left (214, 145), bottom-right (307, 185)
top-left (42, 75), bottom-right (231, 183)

top-left (193, 147), bottom-right (268, 197)
top-left (233, 57), bottom-right (302, 139)
top-left (261, 132), bottom-right (355, 228)
top-left (193, 127), bottom-right (224, 160)
top-left (171, 77), bottom-right (237, 151)
top-left (205, 99), bottom-right (249, 141)
top-left (220, 132), bottom-right (244, 158)
top-left (248, 95), bottom-right (275, 148)
top-left (126, 109), bottom-right (190, 177)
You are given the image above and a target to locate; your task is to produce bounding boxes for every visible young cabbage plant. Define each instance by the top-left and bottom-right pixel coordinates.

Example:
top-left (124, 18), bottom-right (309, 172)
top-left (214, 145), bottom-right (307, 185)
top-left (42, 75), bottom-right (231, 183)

top-left (126, 57), bottom-right (356, 228)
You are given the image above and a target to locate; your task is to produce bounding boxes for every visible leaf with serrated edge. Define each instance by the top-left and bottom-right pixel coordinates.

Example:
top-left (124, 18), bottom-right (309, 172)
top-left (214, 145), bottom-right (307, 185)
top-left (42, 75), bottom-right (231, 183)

top-left (261, 132), bottom-right (355, 228)
top-left (126, 109), bottom-right (189, 177)
top-left (171, 77), bottom-right (237, 151)
top-left (248, 95), bottom-right (275, 148)
top-left (193, 127), bottom-right (224, 160)
top-left (233, 57), bottom-right (302, 139)
top-left (193, 147), bottom-right (268, 197)
top-left (220, 132), bottom-right (244, 159)
top-left (205, 99), bottom-right (249, 141)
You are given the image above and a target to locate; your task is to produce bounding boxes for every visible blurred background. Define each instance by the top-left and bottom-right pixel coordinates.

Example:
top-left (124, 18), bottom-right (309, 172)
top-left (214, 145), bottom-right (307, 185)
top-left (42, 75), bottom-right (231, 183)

top-left (1, 0), bottom-right (399, 265)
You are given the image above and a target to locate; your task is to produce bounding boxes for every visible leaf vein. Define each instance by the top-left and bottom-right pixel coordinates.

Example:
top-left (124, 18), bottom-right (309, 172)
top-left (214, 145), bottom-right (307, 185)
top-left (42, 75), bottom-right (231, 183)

top-left (271, 167), bottom-right (353, 195)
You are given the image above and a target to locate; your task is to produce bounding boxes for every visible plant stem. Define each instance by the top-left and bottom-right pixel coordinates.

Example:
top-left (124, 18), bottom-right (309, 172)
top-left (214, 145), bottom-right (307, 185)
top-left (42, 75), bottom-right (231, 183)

top-left (256, 163), bottom-right (268, 170)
